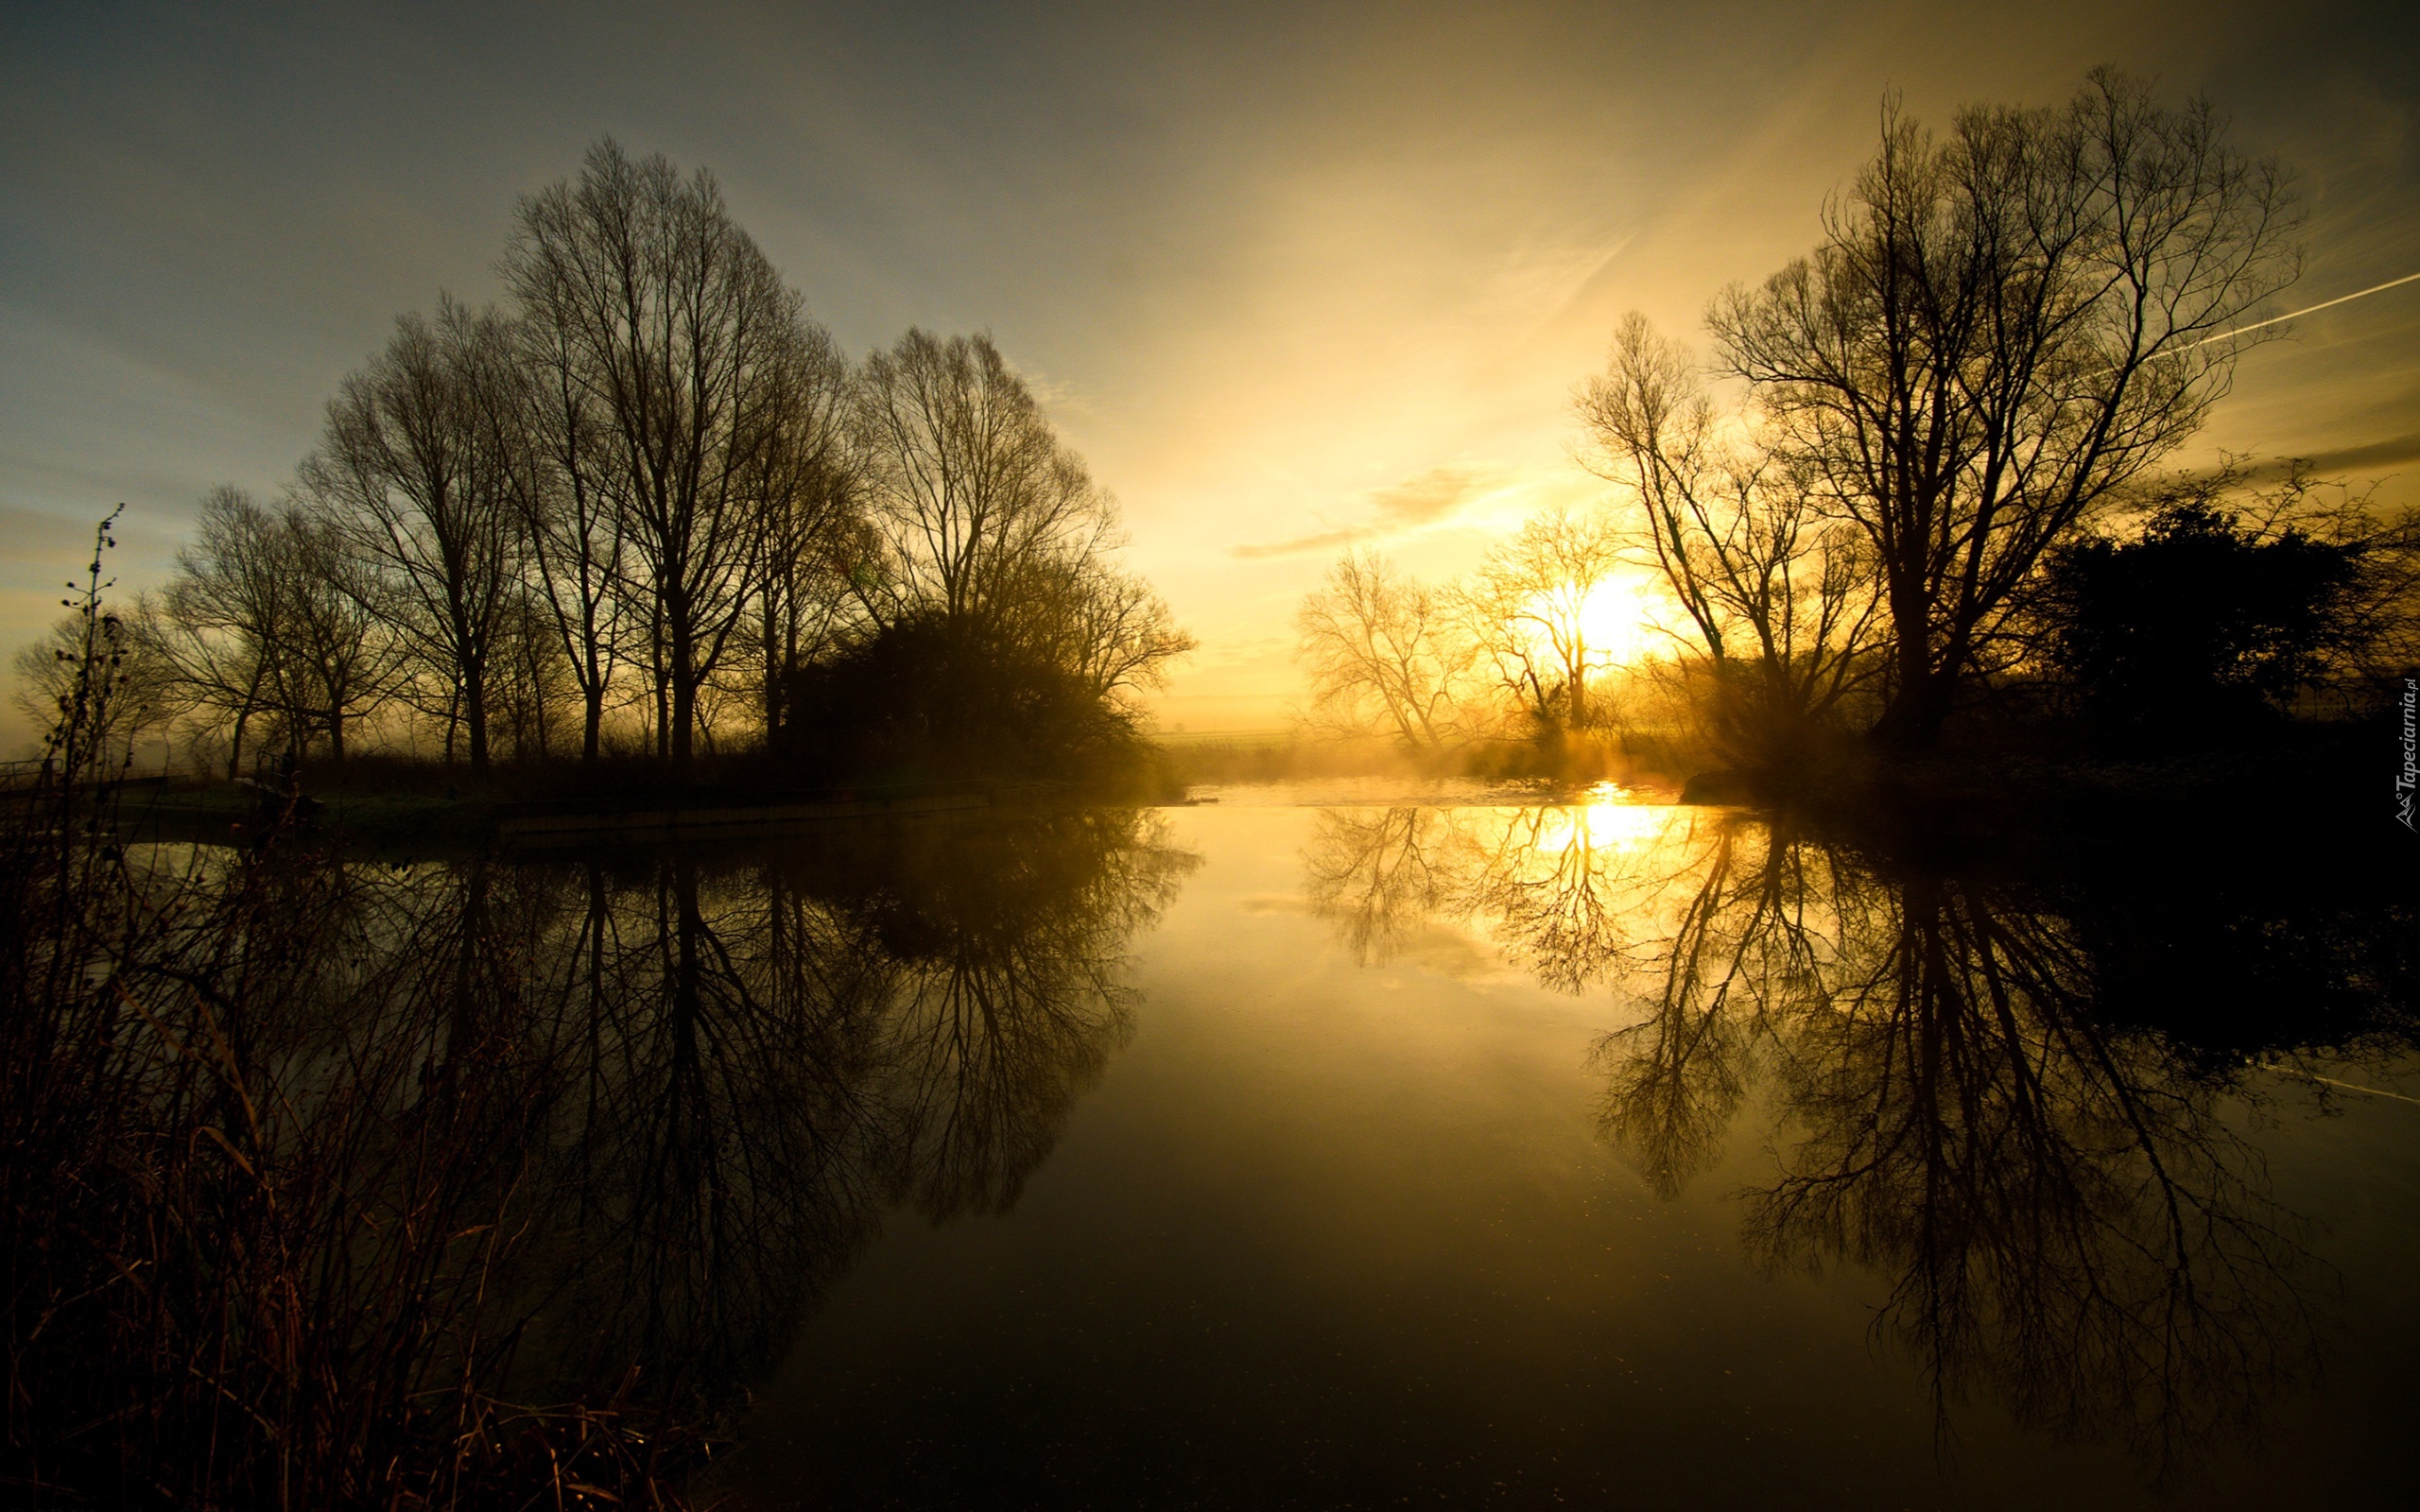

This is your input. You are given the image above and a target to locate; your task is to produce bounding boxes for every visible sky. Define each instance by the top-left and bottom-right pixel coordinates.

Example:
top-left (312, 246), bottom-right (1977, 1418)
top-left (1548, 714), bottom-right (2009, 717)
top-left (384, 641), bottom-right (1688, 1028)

top-left (4, 0), bottom-right (2417, 744)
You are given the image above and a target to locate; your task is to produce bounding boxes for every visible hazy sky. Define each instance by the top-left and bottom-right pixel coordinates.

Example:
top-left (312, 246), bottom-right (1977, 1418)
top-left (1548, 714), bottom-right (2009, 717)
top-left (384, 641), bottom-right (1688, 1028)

top-left (5, 0), bottom-right (2416, 740)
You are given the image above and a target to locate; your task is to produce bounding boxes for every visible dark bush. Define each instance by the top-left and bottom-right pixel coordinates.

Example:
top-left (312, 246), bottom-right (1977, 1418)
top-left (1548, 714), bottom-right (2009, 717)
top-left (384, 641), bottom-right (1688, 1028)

top-left (774, 615), bottom-right (1146, 785)
top-left (2044, 501), bottom-right (2367, 746)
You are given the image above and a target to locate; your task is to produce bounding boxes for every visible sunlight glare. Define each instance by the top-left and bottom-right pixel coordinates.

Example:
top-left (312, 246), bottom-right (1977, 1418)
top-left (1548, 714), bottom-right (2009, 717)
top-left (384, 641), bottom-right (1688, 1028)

top-left (1531, 790), bottom-right (1668, 856)
top-left (1512, 573), bottom-right (1661, 678)
top-left (1578, 577), bottom-right (1656, 666)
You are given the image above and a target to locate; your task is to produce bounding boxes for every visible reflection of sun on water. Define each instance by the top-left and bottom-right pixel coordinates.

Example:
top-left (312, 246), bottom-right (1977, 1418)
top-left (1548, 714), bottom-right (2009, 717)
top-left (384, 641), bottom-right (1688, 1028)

top-left (1532, 788), bottom-right (1668, 855)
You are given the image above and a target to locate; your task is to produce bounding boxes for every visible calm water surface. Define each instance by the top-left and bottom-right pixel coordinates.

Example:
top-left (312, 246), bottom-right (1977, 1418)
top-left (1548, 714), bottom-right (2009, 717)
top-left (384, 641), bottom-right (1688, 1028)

top-left (226, 789), bottom-right (2406, 1506)
top-left (660, 790), bottom-right (2420, 1510)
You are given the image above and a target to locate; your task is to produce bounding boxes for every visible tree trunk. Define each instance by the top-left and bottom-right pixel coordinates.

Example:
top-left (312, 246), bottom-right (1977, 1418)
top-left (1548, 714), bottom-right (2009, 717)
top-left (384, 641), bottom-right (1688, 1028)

top-left (1873, 668), bottom-right (1953, 751)
top-left (529, 650), bottom-right (551, 760)
top-left (464, 662), bottom-right (490, 771)
top-left (1569, 637), bottom-right (1588, 730)
top-left (669, 616), bottom-right (696, 764)
top-left (650, 611), bottom-right (670, 760)
top-left (1871, 576), bottom-right (1945, 750)
top-left (671, 670), bottom-right (696, 764)
top-left (764, 647), bottom-right (783, 743)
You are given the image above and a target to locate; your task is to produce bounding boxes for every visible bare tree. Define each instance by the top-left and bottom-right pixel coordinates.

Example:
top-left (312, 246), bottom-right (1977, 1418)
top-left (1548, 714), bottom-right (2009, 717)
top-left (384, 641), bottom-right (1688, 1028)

top-left (1579, 313), bottom-right (1880, 765)
top-left (1711, 71), bottom-right (2303, 747)
top-left (1007, 555), bottom-right (1196, 709)
top-left (152, 487), bottom-right (390, 769)
top-left (281, 502), bottom-right (394, 764)
top-left (154, 487), bottom-right (302, 775)
top-left (304, 299), bottom-right (525, 770)
top-left (1293, 549), bottom-right (1473, 749)
top-left (487, 583), bottom-right (578, 761)
top-left (506, 302), bottom-right (631, 764)
top-left (1458, 507), bottom-right (1624, 731)
top-left (504, 138), bottom-right (837, 763)
top-left (851, 330), bottom-right (1117, 632)
top-left (47, 143), bottom-right (1196, 776)
top-left (735, 327), bottom-right (857, 742)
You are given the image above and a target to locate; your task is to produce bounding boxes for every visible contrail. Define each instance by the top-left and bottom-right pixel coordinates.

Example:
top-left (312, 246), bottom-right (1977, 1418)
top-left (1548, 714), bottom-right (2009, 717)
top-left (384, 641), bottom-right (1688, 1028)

top-left (2193, 268), bottom-right (2420, 348)
top-left (2252, 1061), bottom-right (2420, 1107)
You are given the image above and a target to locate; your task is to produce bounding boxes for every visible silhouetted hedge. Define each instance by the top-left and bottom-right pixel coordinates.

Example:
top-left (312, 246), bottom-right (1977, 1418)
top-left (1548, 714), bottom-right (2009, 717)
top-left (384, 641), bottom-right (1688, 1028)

top-left (774, 615), bottom-right (1150, 787)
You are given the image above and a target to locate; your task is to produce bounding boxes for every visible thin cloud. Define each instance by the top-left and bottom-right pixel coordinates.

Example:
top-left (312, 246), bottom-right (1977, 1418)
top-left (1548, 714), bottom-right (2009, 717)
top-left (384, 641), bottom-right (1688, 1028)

top-left (1013, 365), bottom-right (1097, 419)
top-left (1232, 525), bottom-right (1367, 560)
top-left (2238, 430), bottom-right (2420, 481)
top-left (2308, 430), bottom-right (2420, 473)
top-left (1368, 465), bottom-right (1499, 527)
top-left (1230, 462), bottom-right (1507, 558)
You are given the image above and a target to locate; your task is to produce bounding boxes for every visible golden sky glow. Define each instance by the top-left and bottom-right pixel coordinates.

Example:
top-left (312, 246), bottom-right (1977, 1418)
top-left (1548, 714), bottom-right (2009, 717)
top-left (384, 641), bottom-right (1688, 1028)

top-left (3, 2), bottom-right (2415, 745)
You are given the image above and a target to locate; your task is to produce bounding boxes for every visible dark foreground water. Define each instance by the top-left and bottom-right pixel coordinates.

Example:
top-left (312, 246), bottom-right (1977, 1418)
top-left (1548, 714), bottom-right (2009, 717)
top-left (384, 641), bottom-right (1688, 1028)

top-left (147, 789), bottom-right (2411, 1508)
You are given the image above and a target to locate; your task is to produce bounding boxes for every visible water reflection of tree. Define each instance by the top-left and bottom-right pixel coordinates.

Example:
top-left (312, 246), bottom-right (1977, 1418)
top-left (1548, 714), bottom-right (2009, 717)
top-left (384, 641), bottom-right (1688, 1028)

top-left (1302, 803), bottom-right (1762, 1190)
top-left (1300, 804), bottom-right (2418, 1478)
top-left (512, 854), bottom-right (888, 1407)
top-left (1613, 832), bottom-right (2418, 1475)
top-left (508, 809), bottom-right (1197, 1412)
top-left (1301, 804), bottom-right (1687, 989)
top-left (166, 808), bottom-right (1194, 1425)
top-left (1302, 808), bottom-right (1468, 966)
top-left (795, 813), bottom-right (1195, 1218)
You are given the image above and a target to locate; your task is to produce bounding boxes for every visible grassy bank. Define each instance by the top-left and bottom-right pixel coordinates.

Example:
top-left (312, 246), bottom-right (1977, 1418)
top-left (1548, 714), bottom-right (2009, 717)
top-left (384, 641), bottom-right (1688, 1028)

top-left (107, 745), bottom-right (1187, 852)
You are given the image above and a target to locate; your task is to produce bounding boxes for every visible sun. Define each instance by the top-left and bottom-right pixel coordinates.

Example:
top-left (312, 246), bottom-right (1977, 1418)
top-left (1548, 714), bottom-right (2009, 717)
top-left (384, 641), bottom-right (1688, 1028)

top-left (1577, 576), bottom-right (1658, 667)
top-left (1512, 570), bottom-right (1665, 676)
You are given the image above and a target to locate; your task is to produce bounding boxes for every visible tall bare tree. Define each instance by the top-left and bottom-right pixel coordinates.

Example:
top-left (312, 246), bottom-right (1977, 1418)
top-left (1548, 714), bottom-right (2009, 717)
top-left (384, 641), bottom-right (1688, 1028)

top-left (1711, 71), bottom-right (2302, 747)
top-left (154, 487), bottom-right (302, 775)
top-left (153, 488), bottom-right (390, 768)
top-left (487, 583), bottom-right (579, 761)
top-left (304, 299), bottom-right (525, 769)
top-left (1008, 555), bottom-right (1197, 709)
top-left (735, 327), bottom-right (856, 742)
top-left (851, 330), bottom-right (1116, 632)
top-left (281, 502), bottom-right (394, 765)
top-left (1459, 507), bottom-right (1624, 731)
top-left (1294, 549), bottom-right (1473, 749)
top-left (1580, 313), bottom-right (1880, 764)
top-left (504, 138), bottom-right (838, 763)
top-left (504, 305), bottom-right (629, 764)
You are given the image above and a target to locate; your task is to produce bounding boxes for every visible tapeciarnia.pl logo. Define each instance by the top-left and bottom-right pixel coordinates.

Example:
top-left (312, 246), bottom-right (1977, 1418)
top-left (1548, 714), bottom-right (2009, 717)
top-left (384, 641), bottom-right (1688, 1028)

top-left (2399, 676), bottom-right (2417, 831)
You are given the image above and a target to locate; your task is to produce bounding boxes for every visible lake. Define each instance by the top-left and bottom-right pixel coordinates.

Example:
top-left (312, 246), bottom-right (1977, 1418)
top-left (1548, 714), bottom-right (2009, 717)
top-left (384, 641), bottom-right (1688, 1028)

top-left (104, 786), bottom-right (2420, 1508)
top-left (686, 788), bottom-right (2414, 1508)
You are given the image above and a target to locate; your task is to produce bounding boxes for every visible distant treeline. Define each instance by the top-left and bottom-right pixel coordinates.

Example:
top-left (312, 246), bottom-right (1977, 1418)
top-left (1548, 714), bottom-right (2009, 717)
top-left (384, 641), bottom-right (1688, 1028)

top-left (15, 140), bottom-right (1192, 781)
top-left (1297, 72), bottom-right (2420, 780)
